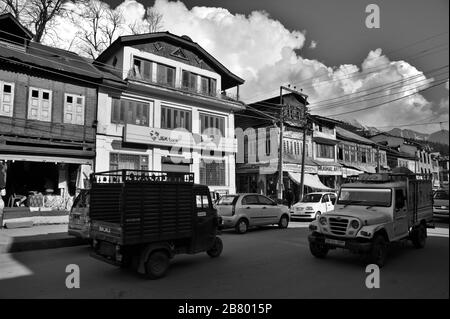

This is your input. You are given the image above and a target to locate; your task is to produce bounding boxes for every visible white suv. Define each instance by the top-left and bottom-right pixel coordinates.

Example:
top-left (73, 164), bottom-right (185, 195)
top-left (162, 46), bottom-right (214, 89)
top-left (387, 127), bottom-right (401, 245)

top-left (291, 192), bottom-right (337, 219)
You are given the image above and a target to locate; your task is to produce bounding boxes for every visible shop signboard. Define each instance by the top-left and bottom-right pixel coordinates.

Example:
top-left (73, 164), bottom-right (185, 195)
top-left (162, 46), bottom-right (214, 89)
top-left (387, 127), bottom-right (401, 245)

top-left (318, 165), bottom-right (342, 176)
top-left (124, 124), bottom-right (237, 153)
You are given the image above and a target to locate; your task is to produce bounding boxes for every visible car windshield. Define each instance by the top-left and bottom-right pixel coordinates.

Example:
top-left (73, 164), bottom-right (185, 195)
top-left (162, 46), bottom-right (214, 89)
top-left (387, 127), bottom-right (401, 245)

top-left (434, 191), bottom-right (449, 200)
top-left (217, 195), bottom-right (238, 205)
top-left (337, 188), bottom-right (392, 207)
top-left (301, 194), bottom-right (322, 203)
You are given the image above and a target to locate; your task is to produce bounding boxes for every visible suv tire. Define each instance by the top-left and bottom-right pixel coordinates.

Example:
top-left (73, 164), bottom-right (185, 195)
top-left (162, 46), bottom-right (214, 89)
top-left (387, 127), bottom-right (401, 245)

top-left (309, 242), bottom-right (329, 258)
top-left (368, 234), bottom-right (388, 267)
top-left (411, 224), bottom-right (427, 249)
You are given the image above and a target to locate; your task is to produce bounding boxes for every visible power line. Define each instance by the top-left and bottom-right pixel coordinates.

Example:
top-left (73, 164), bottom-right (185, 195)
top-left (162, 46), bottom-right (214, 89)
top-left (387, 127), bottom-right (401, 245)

top-left (324, 79), bottom-right (448, 118)
top-left (376, 120), bottom-right (449, 129)
top-left (243, 32), bottom-right (449, 102)
top-left (309, 65), bottom-right (448, 107)
top-left (311, 70), bottom-right (449, 111)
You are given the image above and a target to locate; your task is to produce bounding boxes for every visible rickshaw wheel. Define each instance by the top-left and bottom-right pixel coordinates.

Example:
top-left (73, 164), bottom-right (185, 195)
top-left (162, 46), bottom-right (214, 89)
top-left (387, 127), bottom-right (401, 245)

top-left (207, 237), bottom-right (223, 258)
top-left (144, 250), bottom-right (170, 279)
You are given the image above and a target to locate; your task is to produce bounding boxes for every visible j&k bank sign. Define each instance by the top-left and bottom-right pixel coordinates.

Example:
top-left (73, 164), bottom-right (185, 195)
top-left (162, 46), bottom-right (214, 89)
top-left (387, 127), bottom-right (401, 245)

top-left (124, 124), bottom-right (237, 153)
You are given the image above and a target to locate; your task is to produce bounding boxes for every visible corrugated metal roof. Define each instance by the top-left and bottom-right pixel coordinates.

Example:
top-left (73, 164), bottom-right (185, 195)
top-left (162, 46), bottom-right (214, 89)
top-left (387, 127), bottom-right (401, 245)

top-left (0, 42), bottom-right (103, 79)
top-left (336, 126), bottom-right (376, 145)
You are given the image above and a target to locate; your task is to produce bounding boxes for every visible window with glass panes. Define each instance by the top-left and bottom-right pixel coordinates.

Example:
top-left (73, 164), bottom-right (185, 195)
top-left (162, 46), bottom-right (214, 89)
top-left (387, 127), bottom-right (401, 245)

top-left (109, 153), bottom-right (148, 171)
top-left (111, 98), bottom-right (149, 126)
top-left (131, 57), bottom-right (153, 82)
top-left (160, 105), bottom-right (191, 131)
top-left (64, 94), bottom-right (85, 125)
top-left (0, 81), bottom-right (14, 117)
top-left (181, 70), bottom-right (198, 92)
top-left (28, 87), bottom-right (52, 122)
top-left (200, 75), bottom-right (217, 96)
top-left (338, 144), bottom-right (344, 160)
top-left (200, 159), bottom-right (226, 186)
top-left (200, 113), bottom-right (225, 136)
top-left (316, 143), bottom-right (334, 159)
top-left (156, 63), bottom-right (175, 87)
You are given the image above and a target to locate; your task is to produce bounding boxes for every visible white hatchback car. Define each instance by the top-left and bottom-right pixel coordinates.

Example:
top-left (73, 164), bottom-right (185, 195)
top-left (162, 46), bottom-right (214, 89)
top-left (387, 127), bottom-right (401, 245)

top-left (291, 192), bottom-right (337, 219)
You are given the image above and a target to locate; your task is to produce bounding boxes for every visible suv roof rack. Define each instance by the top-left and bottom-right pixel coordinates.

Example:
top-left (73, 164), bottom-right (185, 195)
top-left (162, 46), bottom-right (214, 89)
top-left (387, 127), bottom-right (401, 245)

top-left (91, 170), bottom-right (195, 184)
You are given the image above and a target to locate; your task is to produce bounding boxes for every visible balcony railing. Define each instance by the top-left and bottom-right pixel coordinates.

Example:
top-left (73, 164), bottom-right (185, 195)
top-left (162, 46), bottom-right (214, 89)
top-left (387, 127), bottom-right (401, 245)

top-left (126, 69), bottom-right (240, 102)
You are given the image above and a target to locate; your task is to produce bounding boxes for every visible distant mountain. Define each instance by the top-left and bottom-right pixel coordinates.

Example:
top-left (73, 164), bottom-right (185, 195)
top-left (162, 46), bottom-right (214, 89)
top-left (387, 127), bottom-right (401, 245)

top-left (340, 119), bottom-right (448, 145)
top-left (343, 118), bottom-right (381, 136)
top-left (387, 128), bottom-right (429, 141)
top-left (428, 130), bottom-right (449, 145)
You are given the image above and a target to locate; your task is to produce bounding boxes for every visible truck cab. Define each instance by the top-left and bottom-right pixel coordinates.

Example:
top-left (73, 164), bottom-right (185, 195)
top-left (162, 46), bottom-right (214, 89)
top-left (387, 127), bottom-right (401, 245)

top-left (308, 173), bottom-right (433, 267)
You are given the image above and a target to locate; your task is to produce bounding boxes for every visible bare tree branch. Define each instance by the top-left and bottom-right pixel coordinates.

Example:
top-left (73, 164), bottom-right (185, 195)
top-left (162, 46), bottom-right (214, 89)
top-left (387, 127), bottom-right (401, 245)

top-left (145, 7), bottom-right (163, 33)
top-left (0, 0), bottom-right (65, 42)
top-left (68, 0), bottom-right (125, 59)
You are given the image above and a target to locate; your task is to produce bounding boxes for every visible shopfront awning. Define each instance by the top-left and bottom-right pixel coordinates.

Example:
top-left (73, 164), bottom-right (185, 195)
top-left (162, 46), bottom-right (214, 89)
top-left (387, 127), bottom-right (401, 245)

top-left (288, 172), bottom-right (333, 190)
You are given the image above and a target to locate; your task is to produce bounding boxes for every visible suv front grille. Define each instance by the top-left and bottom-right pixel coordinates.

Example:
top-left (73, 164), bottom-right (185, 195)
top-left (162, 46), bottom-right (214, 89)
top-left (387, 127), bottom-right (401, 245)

top-left (329, 218), bottom-right (349, 235)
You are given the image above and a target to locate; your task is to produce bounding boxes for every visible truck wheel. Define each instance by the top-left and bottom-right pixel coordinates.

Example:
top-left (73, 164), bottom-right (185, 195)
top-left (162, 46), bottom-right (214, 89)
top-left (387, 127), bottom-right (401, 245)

top-left (207, 237), bottom-right (223, 258)
top-left (309, 242), bottom-right (329, 258)
top-left (368, 235), bottom-right (388, 267)
top-left (411, 224), bottom-right (426, 249)
top-left (278, 215), bottom-right (289, 228)
top-left (144, 250), bottom-right (170, 279)
top-left (235, 219), bottom-right (248, 234)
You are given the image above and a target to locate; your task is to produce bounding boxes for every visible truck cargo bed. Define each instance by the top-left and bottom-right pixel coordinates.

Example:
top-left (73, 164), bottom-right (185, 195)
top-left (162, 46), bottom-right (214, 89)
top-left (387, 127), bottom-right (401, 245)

top-left (89, 170), bottom-right (196, 245)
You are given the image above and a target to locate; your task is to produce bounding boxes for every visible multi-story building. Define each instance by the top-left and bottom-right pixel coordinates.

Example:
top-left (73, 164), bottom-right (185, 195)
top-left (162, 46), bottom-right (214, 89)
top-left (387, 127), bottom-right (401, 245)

top-left (235, 93), bottom-right (333, 203)
top-left (310, 115), bottom-right (342, 189)
top-left (0, 13), bottom-right (102, 212)
top-left (93, 32), bottom-right (244, 196)
top-left (335, 126), bottom-right (388, 183)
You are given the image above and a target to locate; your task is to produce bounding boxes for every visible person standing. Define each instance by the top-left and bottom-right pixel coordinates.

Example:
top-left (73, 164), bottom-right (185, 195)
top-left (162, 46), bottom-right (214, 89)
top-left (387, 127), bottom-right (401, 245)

top-left (285, 187), bottom-right (294, 209)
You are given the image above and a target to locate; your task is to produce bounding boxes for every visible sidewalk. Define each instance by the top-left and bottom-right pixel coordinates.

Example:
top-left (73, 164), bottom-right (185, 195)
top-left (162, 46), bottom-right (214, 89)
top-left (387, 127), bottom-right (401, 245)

top-left (0, 224), bottom-right (87, 254)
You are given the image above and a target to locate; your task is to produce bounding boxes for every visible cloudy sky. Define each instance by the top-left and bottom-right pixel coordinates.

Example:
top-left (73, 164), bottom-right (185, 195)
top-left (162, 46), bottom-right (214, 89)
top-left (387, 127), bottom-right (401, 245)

top-left (52, 0), bottom-right (448, 133)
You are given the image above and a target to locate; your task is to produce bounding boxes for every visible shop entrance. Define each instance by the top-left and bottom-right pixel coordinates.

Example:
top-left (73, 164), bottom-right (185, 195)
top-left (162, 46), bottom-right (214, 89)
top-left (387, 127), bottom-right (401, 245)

top-left (5, 161), bottom-right (79, 208)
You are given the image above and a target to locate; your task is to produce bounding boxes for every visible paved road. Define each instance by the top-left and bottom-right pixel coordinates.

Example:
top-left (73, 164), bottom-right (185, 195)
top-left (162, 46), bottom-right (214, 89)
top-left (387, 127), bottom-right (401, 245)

top-left (0, 220), bottom-right (448, 299)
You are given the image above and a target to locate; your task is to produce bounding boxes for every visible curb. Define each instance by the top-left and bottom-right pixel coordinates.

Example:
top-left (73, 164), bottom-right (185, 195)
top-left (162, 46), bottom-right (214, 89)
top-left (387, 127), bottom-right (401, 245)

top-left (0, 235), bottom-right (88, 254)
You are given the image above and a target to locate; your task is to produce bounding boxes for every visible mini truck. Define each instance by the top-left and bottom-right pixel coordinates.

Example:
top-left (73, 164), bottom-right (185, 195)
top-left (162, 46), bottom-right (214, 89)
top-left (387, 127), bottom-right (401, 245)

top-left (308, 172), bottom-right (434, 267)
top-left (88, 170), bottom-right (223, 279)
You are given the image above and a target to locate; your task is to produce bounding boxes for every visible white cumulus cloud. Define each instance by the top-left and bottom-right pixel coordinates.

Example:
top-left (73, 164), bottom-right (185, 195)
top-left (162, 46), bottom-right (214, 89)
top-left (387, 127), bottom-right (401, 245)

top-left (44, 0), bottom-right (447, 133)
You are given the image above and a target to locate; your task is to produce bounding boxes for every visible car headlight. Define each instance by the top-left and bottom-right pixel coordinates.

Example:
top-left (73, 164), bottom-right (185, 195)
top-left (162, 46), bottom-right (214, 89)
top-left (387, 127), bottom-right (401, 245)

top-left (319, 216), bottom-right (327, 225)
top-left (350, 220), bottom-right (360, 229)
top-left (306, 206), bottom-right (314, 211)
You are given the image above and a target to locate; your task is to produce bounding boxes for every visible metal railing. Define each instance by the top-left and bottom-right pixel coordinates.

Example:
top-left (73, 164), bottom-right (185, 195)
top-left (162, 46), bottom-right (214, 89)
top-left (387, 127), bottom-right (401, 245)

top-left (91, 170), bottom-right (195, 184)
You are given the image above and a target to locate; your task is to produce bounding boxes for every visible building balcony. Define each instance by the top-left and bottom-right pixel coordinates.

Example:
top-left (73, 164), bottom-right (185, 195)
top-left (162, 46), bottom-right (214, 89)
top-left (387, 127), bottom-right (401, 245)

top-left (126, 69), bottom-right (240, 103)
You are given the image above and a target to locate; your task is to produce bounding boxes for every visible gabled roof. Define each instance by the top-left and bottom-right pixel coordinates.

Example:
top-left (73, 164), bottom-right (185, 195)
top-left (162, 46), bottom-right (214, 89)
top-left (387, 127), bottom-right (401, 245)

top-left (336, 126), bottom-right (377, 146)
top-left (95, 32), bottom-right (244, 90)
top-left (0, 13), bottom-right (33, 42)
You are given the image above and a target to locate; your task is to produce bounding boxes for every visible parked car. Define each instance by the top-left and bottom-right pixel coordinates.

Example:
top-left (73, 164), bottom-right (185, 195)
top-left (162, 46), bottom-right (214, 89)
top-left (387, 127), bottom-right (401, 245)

top-left (291, 192), bottom-right (337, 219)
top-left (433, 189), bottom-right (449, 218)
top-left (215, 194), bottom-right (290, 234)
top-left (68, 189), bottom-right (91, 241)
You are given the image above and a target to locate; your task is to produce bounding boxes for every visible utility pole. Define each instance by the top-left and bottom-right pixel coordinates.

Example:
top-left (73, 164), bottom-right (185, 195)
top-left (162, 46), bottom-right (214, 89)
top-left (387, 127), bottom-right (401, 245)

top-left (299, 121), bottom-right (307, 201)
top-left (277, 85), bottom-right (309, 201)
top-left (277, 87), bottom-right (284, 199)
